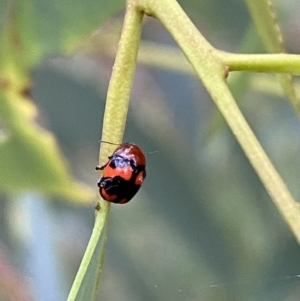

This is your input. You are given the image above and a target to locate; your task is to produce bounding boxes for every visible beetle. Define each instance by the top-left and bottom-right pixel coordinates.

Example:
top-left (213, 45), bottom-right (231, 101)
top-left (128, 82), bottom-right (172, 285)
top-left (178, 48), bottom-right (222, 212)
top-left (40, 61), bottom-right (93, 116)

top-left (96, 143), bottom-right (146, 204)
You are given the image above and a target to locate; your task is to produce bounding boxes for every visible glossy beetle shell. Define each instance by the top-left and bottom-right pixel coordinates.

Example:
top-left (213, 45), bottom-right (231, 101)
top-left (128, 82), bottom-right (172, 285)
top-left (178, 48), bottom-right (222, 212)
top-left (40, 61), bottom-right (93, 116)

top-left (96, 143), bottom-right (146, 204)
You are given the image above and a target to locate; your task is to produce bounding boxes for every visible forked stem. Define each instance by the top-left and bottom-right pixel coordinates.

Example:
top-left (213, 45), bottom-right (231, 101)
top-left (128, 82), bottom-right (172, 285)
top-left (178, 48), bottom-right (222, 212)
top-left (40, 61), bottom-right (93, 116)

top-left (139, 0), bottom-right (300, 242)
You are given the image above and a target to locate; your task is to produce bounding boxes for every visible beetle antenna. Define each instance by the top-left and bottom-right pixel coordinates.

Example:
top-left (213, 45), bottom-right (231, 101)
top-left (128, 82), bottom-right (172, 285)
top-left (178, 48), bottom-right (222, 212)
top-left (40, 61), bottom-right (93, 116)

top-left (145, 150), bottom-right (158, 155)
top-left (99, 140), bottom-right (158, 155)
top-left (99, 140), bottom-right (121, 146)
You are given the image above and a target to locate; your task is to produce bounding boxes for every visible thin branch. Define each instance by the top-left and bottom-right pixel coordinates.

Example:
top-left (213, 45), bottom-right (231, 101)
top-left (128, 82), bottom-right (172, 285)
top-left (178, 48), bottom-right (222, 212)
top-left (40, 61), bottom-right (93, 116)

top-left (220, 51), bottom-right (300, 75)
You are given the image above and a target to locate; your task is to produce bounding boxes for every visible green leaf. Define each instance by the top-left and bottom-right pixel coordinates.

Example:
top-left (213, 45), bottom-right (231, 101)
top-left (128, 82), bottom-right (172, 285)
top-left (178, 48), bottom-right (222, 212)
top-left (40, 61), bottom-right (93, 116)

top-left (245, 0), bottom-right (300, 114)
top-left (0, 0), bottom-right (123, 71)
top-left (0, 0), bottom-right (123, 202)
top-left (0, 89), bottom-right (93, 202)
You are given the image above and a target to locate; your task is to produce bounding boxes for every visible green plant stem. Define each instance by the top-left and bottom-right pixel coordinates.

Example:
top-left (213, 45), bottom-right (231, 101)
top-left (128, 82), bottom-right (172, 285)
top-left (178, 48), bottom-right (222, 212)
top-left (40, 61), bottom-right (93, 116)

top-left (100, 2), bottom-right (144, 152)
top-left (138, 44), bottom-right (300, 76)
top-left (66, 208), bottom-right (110, 301)
top-left (99, 35), bottom-right (300, 76)
top-left (220, 52), bottom-right (300, 75)
top-left (66, 3), bottom-right (143, 300)
top-left (139, 0), bottom-right (300, 243)
top-left (245, 0), bottom-right (284, 53)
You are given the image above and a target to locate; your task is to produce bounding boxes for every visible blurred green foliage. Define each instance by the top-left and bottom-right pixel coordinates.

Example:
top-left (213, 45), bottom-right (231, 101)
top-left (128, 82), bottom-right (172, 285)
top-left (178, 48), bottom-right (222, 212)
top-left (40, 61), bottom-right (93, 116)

top-left (0, 0), bottom-right (300, 301)
top-left (0, 0), bottom-right (123, 201)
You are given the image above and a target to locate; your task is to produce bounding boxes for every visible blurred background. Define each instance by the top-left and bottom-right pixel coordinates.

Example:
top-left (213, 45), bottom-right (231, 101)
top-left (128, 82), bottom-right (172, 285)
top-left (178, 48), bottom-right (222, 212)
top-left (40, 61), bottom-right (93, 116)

top-left (1, 0), bottom-right (300, 300)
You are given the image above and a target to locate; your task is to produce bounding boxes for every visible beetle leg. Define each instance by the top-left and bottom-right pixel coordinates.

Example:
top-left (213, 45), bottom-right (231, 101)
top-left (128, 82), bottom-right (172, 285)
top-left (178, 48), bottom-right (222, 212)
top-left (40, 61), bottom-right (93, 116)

top-left (95, 163), bottom-right (107, 170)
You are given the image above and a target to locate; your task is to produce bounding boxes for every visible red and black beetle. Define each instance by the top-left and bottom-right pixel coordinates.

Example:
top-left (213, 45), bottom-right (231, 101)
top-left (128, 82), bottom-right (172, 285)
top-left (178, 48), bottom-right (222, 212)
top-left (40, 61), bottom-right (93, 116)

top-left (96, 143), bottom-right (146, 204)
